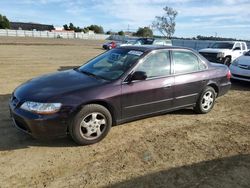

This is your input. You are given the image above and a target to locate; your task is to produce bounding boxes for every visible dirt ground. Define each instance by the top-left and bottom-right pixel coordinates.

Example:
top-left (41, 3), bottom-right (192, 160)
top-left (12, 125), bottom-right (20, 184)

top-left (0, 37), bottom-right (249, 188)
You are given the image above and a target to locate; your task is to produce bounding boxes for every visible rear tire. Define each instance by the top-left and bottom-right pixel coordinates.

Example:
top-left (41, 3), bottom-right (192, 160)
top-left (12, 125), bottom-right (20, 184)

top-left (194, 86), bottom-right (216, 114)
top-left (69, 104), bottom-right (112, 145)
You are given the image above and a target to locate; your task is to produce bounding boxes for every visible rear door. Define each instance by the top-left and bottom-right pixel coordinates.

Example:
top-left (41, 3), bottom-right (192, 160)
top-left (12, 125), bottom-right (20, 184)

top-left (171, 50), bottom-right (208, 108)
top-left (121, 50), bottom-right (174, 119)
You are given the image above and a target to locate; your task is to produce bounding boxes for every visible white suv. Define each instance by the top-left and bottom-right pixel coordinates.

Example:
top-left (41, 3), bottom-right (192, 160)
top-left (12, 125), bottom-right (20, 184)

top-left (199, 41), bottom-right (248, 66)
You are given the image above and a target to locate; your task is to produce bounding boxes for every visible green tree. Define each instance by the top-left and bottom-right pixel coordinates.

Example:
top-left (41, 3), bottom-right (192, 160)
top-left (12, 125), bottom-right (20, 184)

top-left (74, 26), bottom-right (82, 32)
top-left (87, 25), bottom-right (104, 34)
top-left (118, 30), bottom-right (125, 36)
top-left (69, 23), bottom-right (74, 30)
top-left (63, 24), bottom-right (69, 30)
top-left (0, 14), bottom-right (10, 29)
top-left (135, 27), bottom-right (153, 37)
top-left (152, 6), bottom-right (178, 38)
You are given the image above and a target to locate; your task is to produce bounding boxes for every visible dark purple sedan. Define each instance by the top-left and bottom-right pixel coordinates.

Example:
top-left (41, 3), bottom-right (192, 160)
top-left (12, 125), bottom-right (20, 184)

top-left (9, 46), bottom-right (231, 145)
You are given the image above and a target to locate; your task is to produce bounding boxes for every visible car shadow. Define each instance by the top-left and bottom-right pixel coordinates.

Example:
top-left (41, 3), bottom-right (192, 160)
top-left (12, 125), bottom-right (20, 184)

top-left (106, 154), bottom-right (250, 188)
top-left (230, 79), bottom-right (250, 91)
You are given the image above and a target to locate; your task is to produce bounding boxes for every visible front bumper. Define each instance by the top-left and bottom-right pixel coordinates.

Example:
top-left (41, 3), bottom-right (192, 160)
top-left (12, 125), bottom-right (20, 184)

top-left (199, 52), bottom-right (224, 63)
top-left (9, 101), bottom-right (69, 139)
top-left (230, 65), bottom-right (250, 82)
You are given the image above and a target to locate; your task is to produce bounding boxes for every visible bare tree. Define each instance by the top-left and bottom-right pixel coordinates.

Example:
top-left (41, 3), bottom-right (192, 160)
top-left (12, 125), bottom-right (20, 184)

top-left (152, 6), bottom-right (178, 38)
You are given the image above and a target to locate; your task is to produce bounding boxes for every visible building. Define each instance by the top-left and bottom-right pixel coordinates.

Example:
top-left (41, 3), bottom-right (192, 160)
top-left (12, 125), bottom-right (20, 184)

top-left (10, 22), bottom-right (54, 31)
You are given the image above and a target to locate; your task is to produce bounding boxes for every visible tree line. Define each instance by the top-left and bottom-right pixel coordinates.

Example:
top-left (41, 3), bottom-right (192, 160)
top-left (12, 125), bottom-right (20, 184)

top-left (0, 14), bottom-right (10, 29)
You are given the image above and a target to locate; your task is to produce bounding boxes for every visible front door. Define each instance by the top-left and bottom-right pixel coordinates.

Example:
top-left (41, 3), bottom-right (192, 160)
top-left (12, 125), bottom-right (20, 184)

top-left (121, 50), bottom-right (174, 120)
top-left (232, 42), bottom-right (243, 61)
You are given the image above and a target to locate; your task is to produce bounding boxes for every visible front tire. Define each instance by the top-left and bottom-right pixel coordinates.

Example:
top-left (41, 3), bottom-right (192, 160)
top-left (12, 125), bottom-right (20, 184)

top-left (69, 104), bottom-right (112, 145)
top-left (194, 86), bottom-right (216, 114)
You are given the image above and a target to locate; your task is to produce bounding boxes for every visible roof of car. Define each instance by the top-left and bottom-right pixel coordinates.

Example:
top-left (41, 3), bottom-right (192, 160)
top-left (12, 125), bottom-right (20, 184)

top-left (117, 45), bottom-right (192, 52)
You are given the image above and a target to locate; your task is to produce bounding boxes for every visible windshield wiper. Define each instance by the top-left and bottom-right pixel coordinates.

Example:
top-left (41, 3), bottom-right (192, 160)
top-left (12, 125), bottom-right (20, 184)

top-left (78, 69), bottom-right (110, 81)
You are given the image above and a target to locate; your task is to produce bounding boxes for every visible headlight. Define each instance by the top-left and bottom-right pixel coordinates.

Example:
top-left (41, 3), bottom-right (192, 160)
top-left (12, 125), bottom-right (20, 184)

top-left (217, 52), bottom-right (225, 58)
top-left (231, 59), bottom-right (239, 66)
top-left (20, 101), bottom-right (62, 114)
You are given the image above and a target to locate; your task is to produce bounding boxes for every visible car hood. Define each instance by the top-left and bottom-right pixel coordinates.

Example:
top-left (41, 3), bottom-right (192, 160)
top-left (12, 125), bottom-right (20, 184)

top-left (199, 48), bottom-right (230, 53)
top-left (237, 55), bottom-right (250, 65)
top-left (14, 69), bottom-right (107, 102)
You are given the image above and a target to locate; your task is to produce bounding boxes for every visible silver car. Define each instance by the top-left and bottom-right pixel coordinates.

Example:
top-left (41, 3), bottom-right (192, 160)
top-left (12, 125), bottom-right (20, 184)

top-left (230, 50), bottom-right (250, 82)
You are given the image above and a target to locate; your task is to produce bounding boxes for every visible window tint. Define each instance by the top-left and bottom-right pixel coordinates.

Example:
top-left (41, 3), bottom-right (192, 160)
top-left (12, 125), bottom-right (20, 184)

top-left (79, 49), bottom-right (142, 80)
top-left (173, 51), bottom-right (200, 74)
top-left (136, 51), bottom-right (170, 78)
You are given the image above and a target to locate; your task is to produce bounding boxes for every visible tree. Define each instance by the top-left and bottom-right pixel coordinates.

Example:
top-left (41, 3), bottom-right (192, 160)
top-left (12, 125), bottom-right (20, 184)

top-left (87, 25), bottom-right (104, 34)
top-left (134, 27), bottom-right (153, 37)
top-left (152, 6), bottom-right (178, 38)
top-left (0, 14), bottom-right (10, 29)
top-left (63, 24), bottom-right (69, 30)
top-left (69, 23), bottom-right (74, 30)
top-left (118, 30), bottom-right (125, 36)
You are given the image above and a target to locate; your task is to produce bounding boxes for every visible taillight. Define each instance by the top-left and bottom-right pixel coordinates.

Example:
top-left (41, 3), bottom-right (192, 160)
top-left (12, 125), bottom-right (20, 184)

top-left (111, 41), bottom-right (116, 48)
top-left (227, 70), bottom-right (231, 80)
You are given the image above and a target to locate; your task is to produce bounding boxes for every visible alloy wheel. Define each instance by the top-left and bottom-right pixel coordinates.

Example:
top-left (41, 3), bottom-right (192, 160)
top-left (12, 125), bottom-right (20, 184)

top-left (79, 112), bottom-right (107, 140)
top-left (201, 91), bottom-right (214, 111)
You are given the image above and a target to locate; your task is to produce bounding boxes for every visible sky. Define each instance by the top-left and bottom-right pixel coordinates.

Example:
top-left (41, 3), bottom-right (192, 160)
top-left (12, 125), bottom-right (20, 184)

top-left (0, 0), bottom-right (250, 39)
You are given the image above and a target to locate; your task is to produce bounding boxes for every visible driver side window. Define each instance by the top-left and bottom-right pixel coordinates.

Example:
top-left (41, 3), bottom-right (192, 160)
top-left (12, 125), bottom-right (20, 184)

top-left (135, 51), bottom-right (170, 78)
top-left (234, 43), bottom-right (241, 50)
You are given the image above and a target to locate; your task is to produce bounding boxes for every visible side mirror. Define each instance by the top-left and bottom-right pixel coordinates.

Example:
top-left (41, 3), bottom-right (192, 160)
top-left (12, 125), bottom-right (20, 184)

top-left (128, 71), bottom-right (147, 82)
top-left (233, 47), bottom-right (241, 51)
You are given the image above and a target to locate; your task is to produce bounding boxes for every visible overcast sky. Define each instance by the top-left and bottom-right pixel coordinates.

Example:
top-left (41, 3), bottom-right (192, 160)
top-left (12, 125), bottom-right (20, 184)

top-left (1, 0), bottom-right (250, 39)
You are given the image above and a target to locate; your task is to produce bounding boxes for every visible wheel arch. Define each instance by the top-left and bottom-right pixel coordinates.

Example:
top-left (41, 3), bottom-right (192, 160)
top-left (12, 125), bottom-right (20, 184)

top-left (80, 100), bottom-right (117, 126)
top-left (207, 83), bottom-right (219, 97)
top-left (225, 55), bottom-right (231, 59)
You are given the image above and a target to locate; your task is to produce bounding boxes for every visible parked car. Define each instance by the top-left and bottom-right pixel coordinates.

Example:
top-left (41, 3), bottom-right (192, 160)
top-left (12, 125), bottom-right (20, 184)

top-left (118, 39), bottom-right (137, 47)
top-left (230, 50), bottom-right (250, 82)
top-left (9, 46), bottom-right (231, 145)
top-left (135, 38), bottom-right (172, 46)
top-left (102, 41), bottom-right (117, 50)
top-left (199, 41), bottom-right (248, 66)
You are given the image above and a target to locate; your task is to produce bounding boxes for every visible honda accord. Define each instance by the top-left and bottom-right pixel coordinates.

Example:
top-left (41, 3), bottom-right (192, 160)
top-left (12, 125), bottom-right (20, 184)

top-left (9, 46), bottom-right (231, 145)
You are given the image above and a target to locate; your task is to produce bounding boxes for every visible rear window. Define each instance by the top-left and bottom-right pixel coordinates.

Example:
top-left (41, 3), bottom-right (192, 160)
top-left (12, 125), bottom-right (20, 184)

top-left (210, 42), bottom-right (234, 49)
top-left (173, 51), bottom-right (200, 74)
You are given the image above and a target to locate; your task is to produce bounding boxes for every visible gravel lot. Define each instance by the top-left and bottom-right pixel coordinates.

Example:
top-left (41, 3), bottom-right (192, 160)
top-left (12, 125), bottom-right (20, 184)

top-left (0, 37), bottom-right (249, 188)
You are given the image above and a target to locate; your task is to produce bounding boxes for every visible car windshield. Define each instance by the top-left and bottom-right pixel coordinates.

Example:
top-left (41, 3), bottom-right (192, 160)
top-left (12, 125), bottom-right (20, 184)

top-left (244, 50), bottom-right (250, 56)
top-left (78, 49), bottom-right (143, 80)
top-left (210, 42), bottom-right (234, 49)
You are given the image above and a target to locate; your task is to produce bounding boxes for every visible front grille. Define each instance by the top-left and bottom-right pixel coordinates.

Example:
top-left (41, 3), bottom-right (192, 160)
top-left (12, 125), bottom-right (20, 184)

top-left (238, 64), bottom-right (250, 70)
top-left (199, 52), bottom-right (218, 62)
top-left (232, 73), bottom-right (250, 80)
